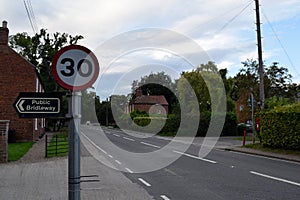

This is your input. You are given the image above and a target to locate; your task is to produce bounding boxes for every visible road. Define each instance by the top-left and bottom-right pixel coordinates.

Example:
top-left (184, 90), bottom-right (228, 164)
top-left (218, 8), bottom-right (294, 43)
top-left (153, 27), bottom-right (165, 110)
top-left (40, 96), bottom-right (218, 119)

top-left (81, 125), bottom-right (300, 200)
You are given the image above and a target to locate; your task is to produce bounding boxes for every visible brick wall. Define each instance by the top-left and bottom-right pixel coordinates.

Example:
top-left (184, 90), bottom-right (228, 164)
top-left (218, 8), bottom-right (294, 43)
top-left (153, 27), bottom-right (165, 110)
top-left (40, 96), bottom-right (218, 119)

top-left (0, 21), bottom-right (44, 142)
top-left (0, 134), bottom-right (7, 163)
top-left (0, 121), bottom-right (9, 163)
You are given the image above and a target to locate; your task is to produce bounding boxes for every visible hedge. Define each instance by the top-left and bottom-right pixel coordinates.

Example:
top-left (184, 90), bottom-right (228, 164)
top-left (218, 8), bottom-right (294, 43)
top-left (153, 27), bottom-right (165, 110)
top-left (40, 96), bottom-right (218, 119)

top-left (259, 110), bottom-right (300, 150)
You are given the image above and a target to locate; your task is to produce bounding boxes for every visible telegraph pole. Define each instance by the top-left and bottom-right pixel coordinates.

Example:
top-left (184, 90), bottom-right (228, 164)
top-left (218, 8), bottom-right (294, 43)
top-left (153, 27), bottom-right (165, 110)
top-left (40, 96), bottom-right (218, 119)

top-left (255, 0), bottom-right (265, 109)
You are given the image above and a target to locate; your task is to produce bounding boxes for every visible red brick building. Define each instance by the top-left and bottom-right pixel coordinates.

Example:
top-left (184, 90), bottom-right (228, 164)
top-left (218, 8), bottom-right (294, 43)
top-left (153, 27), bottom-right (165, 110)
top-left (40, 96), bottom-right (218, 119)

top-left (235, 91), bottom-right (259, 124)
top-left (127, 88), bottom-right (169, 115)
top-left (0, 21), bottom-right (45, 142)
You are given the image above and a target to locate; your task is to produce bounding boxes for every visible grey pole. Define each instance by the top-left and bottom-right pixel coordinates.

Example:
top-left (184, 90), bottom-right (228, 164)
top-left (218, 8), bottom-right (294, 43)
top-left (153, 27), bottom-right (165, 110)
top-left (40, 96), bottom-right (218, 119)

top-left (68, 91), bottom-right (81, 200)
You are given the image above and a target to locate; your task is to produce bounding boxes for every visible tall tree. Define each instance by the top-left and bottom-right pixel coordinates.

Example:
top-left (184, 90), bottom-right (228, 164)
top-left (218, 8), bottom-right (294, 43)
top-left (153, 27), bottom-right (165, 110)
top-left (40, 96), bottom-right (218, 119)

top-left (9, 29), bottom-right (83, 91)
top-left (131, 72), bottom-right (177, 113)
top-left (265, 62), bottom-right (292, 98)
top-left (231, 59), bottom-right (259, 101)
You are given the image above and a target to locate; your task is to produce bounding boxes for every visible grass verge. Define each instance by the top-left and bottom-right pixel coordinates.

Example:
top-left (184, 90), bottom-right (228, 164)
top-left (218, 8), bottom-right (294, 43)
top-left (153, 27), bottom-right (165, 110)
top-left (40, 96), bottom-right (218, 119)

top-left (243, 143), bottom-right (300, 156)
top-left (8, 142), bottom-right (35, 161)
top-left (46, 132), bottom-right (68, 158)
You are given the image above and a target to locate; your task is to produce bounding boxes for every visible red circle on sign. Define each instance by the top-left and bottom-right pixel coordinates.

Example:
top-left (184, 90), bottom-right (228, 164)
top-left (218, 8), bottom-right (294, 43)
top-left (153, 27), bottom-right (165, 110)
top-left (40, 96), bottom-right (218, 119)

top-left (51, 45), bottom-right (99, 91)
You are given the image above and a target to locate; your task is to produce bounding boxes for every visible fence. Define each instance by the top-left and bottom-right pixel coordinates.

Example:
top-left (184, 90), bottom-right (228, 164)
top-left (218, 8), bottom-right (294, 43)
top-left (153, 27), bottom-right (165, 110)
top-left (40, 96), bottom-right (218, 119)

top-left (45, 133), bottom-right (68, 158)
top-left (0, 120), bottom-right (10, 163)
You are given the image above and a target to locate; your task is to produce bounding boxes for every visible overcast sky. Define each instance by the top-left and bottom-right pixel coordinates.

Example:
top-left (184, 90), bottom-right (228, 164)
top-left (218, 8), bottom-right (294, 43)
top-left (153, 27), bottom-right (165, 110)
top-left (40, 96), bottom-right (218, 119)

top-left (1, 0), bottom-right (300, 99)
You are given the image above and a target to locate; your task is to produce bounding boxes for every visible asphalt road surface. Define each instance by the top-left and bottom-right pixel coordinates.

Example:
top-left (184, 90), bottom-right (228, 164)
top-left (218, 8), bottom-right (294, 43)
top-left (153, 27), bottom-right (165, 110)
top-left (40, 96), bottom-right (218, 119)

top-left (81, 125), bottom-right (300, 200)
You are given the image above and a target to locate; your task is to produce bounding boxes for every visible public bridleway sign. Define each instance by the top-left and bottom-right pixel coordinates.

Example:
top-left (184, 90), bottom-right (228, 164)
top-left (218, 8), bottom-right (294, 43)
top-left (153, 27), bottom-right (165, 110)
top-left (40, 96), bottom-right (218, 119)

top-left (14, 92), bottom-right (62, 118)
top-left (51, 45), bottom-right (99, 91)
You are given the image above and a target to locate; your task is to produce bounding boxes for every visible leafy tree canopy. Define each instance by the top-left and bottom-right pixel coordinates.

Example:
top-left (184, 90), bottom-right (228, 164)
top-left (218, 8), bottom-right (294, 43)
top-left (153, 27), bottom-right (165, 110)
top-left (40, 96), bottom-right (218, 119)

top-left (9, 29), bottom-right (83, 91)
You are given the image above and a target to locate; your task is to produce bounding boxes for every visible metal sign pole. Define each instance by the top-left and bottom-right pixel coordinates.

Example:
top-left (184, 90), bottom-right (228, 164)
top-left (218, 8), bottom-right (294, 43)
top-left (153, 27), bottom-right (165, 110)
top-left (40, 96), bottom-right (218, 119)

top-left (68, 91), bottom-right (81, 200)
top-left (250, 93), bottom-right (256, 144)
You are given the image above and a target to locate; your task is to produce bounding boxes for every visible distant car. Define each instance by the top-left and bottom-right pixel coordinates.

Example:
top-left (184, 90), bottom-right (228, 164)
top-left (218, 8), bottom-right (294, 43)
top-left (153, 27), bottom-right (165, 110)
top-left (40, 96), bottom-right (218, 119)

top-left (86, 121), bottom-right (91, 126)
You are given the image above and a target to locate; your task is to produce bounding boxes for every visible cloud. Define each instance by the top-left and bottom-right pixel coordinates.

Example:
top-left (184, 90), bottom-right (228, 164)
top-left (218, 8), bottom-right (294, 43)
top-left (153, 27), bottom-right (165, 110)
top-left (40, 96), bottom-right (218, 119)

top-left (1, 0), bottom-right (299, 89)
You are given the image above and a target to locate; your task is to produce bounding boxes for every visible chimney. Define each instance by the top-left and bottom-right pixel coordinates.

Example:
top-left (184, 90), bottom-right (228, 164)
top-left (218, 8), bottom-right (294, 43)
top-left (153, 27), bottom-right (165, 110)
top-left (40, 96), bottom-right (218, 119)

top-left (0, 20), bottom-right (9, 45)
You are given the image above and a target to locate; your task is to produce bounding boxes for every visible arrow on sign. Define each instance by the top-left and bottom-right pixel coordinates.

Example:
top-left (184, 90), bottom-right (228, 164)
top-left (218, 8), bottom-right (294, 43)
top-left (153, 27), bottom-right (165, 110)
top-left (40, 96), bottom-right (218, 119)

top-left (19, 100), bottom-right (25, 111)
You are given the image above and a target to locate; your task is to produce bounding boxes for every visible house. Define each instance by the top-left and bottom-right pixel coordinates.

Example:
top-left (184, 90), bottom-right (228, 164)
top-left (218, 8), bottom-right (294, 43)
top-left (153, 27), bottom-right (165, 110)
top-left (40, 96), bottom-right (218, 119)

top-left (235, 91), bottom-right (259, 124)
top-left (0, 21), bottom-right (45, 142)
top-left (127, 88), bottom-right (169, 115)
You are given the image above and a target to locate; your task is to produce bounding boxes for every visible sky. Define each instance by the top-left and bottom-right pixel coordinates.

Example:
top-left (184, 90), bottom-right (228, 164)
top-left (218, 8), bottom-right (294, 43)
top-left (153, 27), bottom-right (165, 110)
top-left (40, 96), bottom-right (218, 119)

top-left (1, 0), bottom-right (300, 100)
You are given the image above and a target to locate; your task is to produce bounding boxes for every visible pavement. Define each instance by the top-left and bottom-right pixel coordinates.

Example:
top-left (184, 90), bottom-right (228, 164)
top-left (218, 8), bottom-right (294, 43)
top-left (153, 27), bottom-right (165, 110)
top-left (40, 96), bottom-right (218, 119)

top-left (0, 130), bottom-right (299, 200)
top-left (0, 133), bottom-right (154, 200)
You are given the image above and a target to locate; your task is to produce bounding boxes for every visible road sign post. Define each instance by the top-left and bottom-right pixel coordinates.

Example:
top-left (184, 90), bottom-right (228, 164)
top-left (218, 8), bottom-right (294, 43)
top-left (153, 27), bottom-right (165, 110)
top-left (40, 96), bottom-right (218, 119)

top-left (67, 91), bottom-right (81, 200)
top-left (52, 45), bottom-right (99, 200)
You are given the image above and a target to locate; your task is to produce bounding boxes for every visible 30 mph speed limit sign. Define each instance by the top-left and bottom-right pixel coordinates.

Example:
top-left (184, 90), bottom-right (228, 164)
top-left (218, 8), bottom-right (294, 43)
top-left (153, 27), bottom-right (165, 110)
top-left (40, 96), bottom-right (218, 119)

top-left (52, 45), bottom-right (99, 91)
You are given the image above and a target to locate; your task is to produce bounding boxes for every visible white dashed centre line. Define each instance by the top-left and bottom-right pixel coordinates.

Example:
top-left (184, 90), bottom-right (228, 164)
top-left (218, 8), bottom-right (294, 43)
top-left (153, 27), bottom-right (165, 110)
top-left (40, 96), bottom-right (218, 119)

top-left (113, 133), bottom-right (120, 137)
top-left (115, 160), bottom-right (122, 165)
top-left (125, 168), bottom-right (134, 173)
top-left (173, 150), bottom-right (217, 164)
top-left (123, 137), bottom-right (135, 141)
top-left (160, 194), bottom-right (171, 200)
top-left (108, 155), bottom-right (113, 158)
top-left (140, 141), bottom-right (161, 149)
top-left (138, 178), bottom-right (151, 187)
top-left (250, 171), bottom-right (300, 187)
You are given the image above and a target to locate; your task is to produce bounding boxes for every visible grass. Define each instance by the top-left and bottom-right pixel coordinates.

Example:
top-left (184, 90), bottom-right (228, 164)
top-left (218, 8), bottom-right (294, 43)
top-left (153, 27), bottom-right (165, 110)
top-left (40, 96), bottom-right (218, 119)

top-left (236, 135), bottom-right (259, 141)
top-left (243, 143), bottom-right (300, 156)
top-left (46, 132), bottom-right (68, 158)
top-left (8, 142), bottom-right (35, 161)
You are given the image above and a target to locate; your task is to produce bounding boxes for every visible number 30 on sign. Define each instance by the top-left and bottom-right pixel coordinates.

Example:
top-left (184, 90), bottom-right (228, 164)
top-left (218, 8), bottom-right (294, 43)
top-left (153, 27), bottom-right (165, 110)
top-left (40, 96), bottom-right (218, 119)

top-left (51, 45), bottom-right (99, 91)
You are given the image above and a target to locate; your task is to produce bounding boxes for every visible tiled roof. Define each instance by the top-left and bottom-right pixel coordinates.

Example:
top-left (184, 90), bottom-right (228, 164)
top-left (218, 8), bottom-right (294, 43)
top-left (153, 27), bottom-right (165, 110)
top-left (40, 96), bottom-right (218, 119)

top-left (130, 95), bottom-right (168, 105)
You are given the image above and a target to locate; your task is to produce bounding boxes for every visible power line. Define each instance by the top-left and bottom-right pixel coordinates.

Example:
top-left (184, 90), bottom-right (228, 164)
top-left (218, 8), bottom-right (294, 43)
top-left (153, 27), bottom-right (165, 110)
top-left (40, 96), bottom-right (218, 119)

top-left (215, 0), bottom-right (253, 34)
top-left (189, 0), bottom-right (253, 35)
top-left (23, 0), bottom-right (38, 34)
top-left (262, 10), bottom-right (299, 77)
top-left (27, 0), bottom-right (38, 32)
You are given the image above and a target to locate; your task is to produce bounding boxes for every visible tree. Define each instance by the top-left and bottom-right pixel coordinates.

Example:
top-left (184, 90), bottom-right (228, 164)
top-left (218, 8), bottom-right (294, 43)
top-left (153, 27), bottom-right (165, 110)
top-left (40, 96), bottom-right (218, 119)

top-left (265, 62), bottom-right (292, 98)
top-left (9, 29), bottom-right (83, 91)
top-left (131, 72), bottom-right (177, 113)
top-left (231, 59), bottom-right (293, 103)
top-left (177, 61), bottom-right (231, 136)
top-left (197, 61), bottom-right (219, 73)
top-left (231, 59), bottom-right (259, 101)
top-left (286, 83), bottom-right (300, 102)
top-left (81, 90), bottom-right (100, 123)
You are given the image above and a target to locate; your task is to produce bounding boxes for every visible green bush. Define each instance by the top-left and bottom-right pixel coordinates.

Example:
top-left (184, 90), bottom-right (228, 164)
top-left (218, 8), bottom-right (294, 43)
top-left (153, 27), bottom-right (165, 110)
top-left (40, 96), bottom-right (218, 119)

top-left (130, 110), bottom-right (149, 119)
top-left (160, 114), bottom-right (180, 135)
top-left (222, 112), bottom-right (237, 136)
top-left (133, 117), bottom-right (152, 127)
top-left (259, 102), bottom-right (300, 150)
top-left (197, 112), bottom-right (237, 137)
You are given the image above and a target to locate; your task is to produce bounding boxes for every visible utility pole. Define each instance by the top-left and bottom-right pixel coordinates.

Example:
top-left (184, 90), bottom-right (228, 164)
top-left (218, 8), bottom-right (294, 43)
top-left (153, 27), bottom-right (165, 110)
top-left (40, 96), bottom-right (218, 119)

top-left (255, 0), bottom-right (265, 109)
top-left (106, 97), bottom-right (109, 126)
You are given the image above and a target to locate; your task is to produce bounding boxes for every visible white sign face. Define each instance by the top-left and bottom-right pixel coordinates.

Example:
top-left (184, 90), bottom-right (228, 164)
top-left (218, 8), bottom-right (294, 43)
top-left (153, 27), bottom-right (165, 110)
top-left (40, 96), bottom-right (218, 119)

top-left (52, 45), bottom-right (99, 91)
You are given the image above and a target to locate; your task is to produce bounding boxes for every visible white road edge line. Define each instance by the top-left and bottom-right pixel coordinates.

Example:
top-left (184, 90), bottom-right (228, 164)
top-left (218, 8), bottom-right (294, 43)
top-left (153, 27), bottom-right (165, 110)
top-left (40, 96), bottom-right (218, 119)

top-left (123, 137), bottom-right (135, 141)
top-left (81, 132), bottom-right (107, 154)
top-left (113, 133), bottom-right (120, 137)
top-left (173, 150), bottom-right (217, 164)
top-left (138, 178), bottom-right (151, 187)
top-left (115, 160), bottom-right (122, 165)
top-left (125, 168), bottom-right (133, 173)
top-left (230, 151), bottom-right (300, 165)
top-left (160, 194), bottom-right (171, 200)
top-left (140, 141), bottom-right (161, 149)
top-left (250, 171), bottom-right (300, 187)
